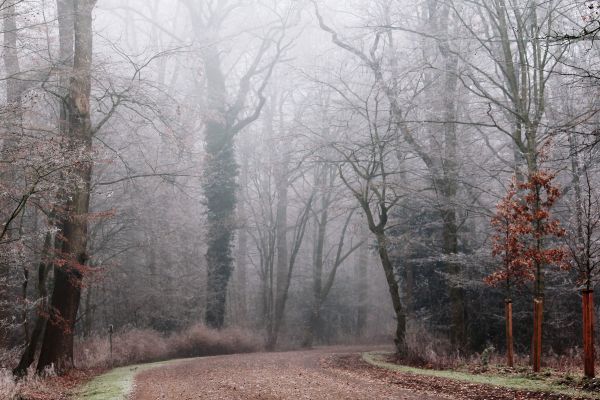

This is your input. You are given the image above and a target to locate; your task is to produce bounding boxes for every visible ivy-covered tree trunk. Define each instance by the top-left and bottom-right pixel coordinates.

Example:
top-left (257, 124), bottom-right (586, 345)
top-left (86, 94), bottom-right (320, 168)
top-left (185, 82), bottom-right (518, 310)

top-left (182, 1), bottom-right (285, 329)
top-left (201, 46), bottom-right (238, 329)
top-left (231, 152), bottom-right (250, 325)
top-left (203, 120), bottom-right (237, 329)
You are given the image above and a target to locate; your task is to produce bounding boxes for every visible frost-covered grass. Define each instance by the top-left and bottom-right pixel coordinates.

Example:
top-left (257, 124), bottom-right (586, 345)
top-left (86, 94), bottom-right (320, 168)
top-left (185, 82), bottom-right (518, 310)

top-left (76, 359), bottom-right (186, 400)
top-left (363, 351), bottom-right (600, 399)
top-left (0, 365), bottom-right (92, 400)
top-left (0, 368), bottom-right (22, 399)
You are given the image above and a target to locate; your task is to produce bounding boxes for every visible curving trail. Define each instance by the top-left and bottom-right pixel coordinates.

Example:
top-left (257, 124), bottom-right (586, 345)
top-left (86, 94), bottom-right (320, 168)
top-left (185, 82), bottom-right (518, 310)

top-left (130, 346), bottom-right (446, 400)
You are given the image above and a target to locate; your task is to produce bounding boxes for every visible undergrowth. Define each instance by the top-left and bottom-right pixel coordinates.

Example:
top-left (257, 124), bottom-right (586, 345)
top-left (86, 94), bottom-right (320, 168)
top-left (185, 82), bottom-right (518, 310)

top-left (75, 324), bottom-right (261, 369)
top-left (0, 324), bottom-right (260, 399)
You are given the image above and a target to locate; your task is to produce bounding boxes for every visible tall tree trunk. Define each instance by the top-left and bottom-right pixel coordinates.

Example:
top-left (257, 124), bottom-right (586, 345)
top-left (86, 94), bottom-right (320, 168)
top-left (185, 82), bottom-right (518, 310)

top-left (233, 152), bottom-right (249, 325)
top-left (82, 284), bottom-right (94, 337)
top-left (303, 195), bottom-right (327, 348)
top-left (37, 0), bottom-right (96, 374)
top-left (437, 4), bottom-right (465, 351)
top-left (202, 48), bottom-right (236, 329)
top-left (183, 2), bottom-right (279, 328)
top-left (57, 0), bottom-right (74, 133)
top-left (13, 232), bottom-right (53, 376)
top-left (266, 158), bottom-right (289, 349)
top-left (266, 194), bottom-right (312, 350)
top-left (355, 227), bottom-right (368, 337)
top-left (375, 231), bottom-right (406, 355)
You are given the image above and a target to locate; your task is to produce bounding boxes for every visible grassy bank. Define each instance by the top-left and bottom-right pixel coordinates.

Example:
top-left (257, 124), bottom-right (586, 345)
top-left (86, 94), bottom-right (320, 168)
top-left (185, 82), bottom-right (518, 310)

top-left (362, 352), bottom-right (600, 399)
top-left (75, 359), bottom-right (187, 400)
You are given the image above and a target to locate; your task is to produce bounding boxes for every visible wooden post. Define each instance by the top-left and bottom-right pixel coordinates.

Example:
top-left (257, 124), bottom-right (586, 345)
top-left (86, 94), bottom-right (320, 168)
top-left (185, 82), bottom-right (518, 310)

top-left (108, 324), bottom-right (114, 367)
top-left (505, 299), bottom-right (514, 368)
top-left (532, 298), bottom-right (543, 372)
top-left (583, 290), bottom-right (595, 378)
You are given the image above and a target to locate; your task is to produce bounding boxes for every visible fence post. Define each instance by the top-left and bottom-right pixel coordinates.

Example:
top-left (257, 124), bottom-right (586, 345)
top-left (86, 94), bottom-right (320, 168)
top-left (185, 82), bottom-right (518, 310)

top-left (583, 290), bottom-right (595, 378)
top-left (532, 298), bottom-right (543, 373)
top-left (505, 299), bottom-right (514, 368)
top-left (109, 324), bottom-right (114, 367)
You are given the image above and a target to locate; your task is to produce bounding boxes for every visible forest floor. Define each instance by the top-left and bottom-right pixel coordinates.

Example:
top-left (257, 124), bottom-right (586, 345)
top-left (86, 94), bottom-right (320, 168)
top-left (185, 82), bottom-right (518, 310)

top-left (125, 346), bottom-right (595, 400)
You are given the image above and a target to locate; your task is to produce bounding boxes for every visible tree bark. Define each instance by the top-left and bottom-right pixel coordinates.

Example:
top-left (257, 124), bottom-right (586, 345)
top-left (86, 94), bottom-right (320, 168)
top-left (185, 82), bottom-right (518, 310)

top-left (184, 1), bottom-right (283, 328)
top-left (37, 0), bottom-right (96, 374)
top-left (201, 42), bottom-right (236, 329)
top-left (355, 228), bottom-right (368, 337)
top-left (13, 232), bottom-right (53, 376)
top-left (437, 3), bottom-right (465, 351)
top-left (232, 152), bottom-right (249, 325)
top-left (82, 285), bottom-right (94, 337)
top-left (274, 155), bottom-right (289, 340)
top-left (303, 176), bottom-right (327, 348)
top-left (265, 193), bottom-right (312, 350)
top-left (376, 231), bottom-right (407, 355)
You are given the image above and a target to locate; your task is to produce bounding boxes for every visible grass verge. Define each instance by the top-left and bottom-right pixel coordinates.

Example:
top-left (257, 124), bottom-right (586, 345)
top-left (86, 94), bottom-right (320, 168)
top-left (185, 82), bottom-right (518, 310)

top-left (75, 359), bottom-right (186, 400)
top-left (362, 352), bottom-right (600, 399)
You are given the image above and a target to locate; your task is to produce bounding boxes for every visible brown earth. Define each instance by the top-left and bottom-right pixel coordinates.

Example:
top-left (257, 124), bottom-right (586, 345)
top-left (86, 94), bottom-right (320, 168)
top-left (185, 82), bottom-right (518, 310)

top-left (130, 346), bottom-right (578, 400)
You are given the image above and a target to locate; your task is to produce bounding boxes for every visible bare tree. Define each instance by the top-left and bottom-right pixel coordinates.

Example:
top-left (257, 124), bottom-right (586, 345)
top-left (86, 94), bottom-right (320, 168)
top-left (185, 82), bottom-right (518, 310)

top-left (302, 163), bottom-right (361, 348)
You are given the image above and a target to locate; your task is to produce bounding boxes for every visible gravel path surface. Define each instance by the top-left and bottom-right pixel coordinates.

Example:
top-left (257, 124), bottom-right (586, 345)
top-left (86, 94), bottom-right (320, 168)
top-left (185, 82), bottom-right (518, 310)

top-left (130, 346), bottom-right (446, 400)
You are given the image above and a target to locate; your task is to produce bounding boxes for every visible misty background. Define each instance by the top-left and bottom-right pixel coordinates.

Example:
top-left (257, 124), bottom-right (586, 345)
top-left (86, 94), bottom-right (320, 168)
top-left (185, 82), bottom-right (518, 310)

top-left (1, 0), bottom-right (600, 373)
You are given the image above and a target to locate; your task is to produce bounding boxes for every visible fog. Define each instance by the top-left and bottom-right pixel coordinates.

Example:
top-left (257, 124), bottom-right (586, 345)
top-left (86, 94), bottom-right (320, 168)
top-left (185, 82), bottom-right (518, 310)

top-left (1, 0), bottom-right (600, 378)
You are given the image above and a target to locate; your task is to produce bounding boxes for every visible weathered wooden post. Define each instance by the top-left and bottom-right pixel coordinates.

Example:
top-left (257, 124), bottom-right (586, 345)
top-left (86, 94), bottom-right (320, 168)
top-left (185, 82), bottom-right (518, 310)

top-left (109, 324), bottom-right (114, 367)
top-left (583, 290), bottom-right (595, 378)
top-left (505, 299), bottom-right (514, 368)
top-left (532, 298), bottom-right (543, 372)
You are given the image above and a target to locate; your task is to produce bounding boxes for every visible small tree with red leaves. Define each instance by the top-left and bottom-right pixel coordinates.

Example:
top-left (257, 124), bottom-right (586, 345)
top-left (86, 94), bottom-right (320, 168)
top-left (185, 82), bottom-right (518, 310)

top-left (487, 171), bottom-right (568, 371)
top-left (487, 178), bottom-right (536, 289)
top-left (486, 178), bottom-right (531, 367)
top-left (518, 171), bottom-right (568, 372)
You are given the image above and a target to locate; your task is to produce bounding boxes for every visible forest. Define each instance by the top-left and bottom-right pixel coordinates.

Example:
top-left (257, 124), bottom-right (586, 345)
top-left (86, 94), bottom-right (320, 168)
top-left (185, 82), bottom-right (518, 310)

top-left (2, 0), bottom-right (600, 399)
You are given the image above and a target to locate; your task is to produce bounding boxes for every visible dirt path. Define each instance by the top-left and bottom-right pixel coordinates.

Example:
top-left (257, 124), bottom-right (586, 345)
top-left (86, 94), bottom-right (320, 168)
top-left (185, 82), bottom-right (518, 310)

top-left (131, 346), bottom-right (446, 400)
top-left (131, 346), bottom-right (580, 400)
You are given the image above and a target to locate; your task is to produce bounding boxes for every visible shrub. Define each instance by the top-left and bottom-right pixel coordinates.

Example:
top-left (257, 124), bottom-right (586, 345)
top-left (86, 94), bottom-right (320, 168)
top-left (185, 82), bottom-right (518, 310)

top-left (75, 324), bottom-right (261, 369)
top-left (404, 323), bottom-right (460, 369)
top-left (0, 366), bottom-right (53, 400)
